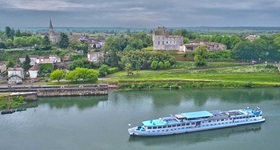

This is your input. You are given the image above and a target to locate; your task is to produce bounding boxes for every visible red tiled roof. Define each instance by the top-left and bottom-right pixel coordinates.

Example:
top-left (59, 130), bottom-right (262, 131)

top-left (29, 65), bottom-right (40, 71)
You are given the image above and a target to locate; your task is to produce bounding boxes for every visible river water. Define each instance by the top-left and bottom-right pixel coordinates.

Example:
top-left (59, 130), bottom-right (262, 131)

top-left (1, 88), bottom-right (280, 150)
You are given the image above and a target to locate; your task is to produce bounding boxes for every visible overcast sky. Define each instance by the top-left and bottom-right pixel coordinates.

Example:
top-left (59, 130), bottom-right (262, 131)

top-left (0, 0), bottom-right (280, 28)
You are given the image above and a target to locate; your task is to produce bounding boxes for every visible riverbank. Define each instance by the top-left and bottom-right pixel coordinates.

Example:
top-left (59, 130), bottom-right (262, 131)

top-left (108, 64), bottom-right (280, 90)
top-left (0, 93), bottom-right (28, 109)
top-left (0, 84), bottom-right (109, 110)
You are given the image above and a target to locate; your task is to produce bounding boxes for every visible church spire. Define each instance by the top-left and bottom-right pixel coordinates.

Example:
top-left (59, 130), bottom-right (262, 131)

top-left (50, 19), bottom-right (53, 29)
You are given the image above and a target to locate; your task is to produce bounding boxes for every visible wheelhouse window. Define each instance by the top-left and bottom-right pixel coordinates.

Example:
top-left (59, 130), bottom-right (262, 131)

top-left (153, 127), bottom-right (157, 129)
top-left (148, 127), bottom-right (151, 129)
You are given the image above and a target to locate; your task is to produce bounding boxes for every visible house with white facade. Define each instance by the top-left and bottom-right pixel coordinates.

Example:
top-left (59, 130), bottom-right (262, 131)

top-left (8, 68), bottom-right (24, 84)
top-left (87, 52), bottom-right (105, 64)
top-left (49, 55), bottom-right (61, 63)
top-left (246, 35), bottom-right (259, 41)
top-left (20, 55), bottom-right (61, 65)
top-left (19, 55), bottom-right (38, 66)
top-left (36, 55), bottom-right (61, 64)
top-left (28, 65), bottom-right (40, 79)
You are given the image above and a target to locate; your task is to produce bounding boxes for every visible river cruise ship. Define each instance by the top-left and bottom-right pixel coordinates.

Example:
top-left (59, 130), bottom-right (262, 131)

top-left (128, 107), bottom-right (265, 136)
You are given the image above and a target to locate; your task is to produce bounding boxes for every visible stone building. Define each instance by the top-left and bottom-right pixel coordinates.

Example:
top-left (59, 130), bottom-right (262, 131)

top-left (182, 41), bottom-right (227, 52)
top-left (7, 68), bottom-right (24, 84)
top-left (49, 19), bottom-right (59, 43)
top-left (152, 27), bottom-right (183, 51)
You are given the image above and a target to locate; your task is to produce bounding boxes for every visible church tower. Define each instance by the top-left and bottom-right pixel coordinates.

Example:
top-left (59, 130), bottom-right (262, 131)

top-left (49, 19), bottom-right (58, 43)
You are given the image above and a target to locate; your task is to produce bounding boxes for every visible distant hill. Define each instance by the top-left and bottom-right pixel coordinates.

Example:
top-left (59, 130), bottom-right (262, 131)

top-left (1, 26), bottom-right (280, 34)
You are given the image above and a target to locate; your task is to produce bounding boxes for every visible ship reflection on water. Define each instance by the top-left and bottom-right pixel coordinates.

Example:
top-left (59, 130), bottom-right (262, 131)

top-left (128, 123), bottom-right (263, 146)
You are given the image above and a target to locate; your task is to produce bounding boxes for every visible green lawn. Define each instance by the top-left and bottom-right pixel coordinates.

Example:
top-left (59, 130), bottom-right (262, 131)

top-left (108, 64), bottom-right (280, 88)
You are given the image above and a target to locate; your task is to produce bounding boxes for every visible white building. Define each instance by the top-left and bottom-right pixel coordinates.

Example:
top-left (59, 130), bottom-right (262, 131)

top-left (152, 27), bottom-right (183, 51)
top-left (19, 55), bottom-right (38, 66)
top-left (87, 52), bottom-right (105, 64)
top-left (8, 68), bottom-right (24, 84)
top-left (28, 65), bottom-right (40, 79)
top-left (49, 55), bottom-right (61, 63)
top-left (20, 55), bottom-right (61, 65)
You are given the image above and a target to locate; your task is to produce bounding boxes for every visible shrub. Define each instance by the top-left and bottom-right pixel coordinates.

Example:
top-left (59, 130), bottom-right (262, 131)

top-left (150, 61), bottom-right (158, 70)
top-left (108, 67), bottom-right (119, 74)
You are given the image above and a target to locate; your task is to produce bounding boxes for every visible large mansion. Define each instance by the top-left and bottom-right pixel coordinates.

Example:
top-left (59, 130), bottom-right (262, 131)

top-left (152, 27), bottom-right (183, 51)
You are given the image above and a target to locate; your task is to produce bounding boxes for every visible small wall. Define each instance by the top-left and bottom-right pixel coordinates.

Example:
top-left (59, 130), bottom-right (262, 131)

top-left (37, 88), bottom-right (108, 97)
top-left (10, 92), bottom-right (38, 101)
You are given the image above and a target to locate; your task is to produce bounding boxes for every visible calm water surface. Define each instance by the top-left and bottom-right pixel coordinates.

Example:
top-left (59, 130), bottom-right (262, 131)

top-left (1, 88), bottom-right (280, 150)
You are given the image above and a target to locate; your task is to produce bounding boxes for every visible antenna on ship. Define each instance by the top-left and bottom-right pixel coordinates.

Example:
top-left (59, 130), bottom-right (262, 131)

top-left (128, 124), bottom-right (131, 127)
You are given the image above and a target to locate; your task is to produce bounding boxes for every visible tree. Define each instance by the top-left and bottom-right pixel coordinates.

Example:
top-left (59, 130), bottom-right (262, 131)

top-left (29, 35), bottom-right (42, 47)
top-left (69, 59), bottom-right (85, 70)
top-left (23, 55), bottom-right (31, 71)
top-left (58, 33), bottom-right (69, 48)
top-left (69, 37), bottom-right (81, 49)
top-left (6, 39), bottom-right (13, 48)
top-left (98, 65), bottom-right (109, 77)
top-left (7, 59), bottom-right (15, 68)
top-left (5, 26), bottom-right (14, 40)
top-left (125, 63), bottom-right (133, 75)
top-left (15, 29), bottom-right (21, 37)
top-left (50, 69), bottom-right (64, 81)
top-left (84, 69), bottom-right (99, 82)
top-left (65, 68), bottom-right (98, 82)
top-left (232, 41), bottom-right (255, 61)
top-left (42, 36), bottom-right (51, 50)
top-left (65, 70), bottom-right (78, 81)
top-left (194, 45), bottom-right (208, 67)
top-left (183, 38), bottom-right (189, 44)
top-left (0, 42), bottom-right (6, 49)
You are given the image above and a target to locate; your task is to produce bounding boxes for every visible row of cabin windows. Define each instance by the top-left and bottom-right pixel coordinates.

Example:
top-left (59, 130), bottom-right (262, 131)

top-left (147, 118), bottom-right (259, 131)
top-left (148, 123), bottom-right (196, 129)
top-left (234, 115), bottom-right (261, 119)
top-left (147, 121), bottom-right (233, 132)
top-left (148, 127), bottom-right (194, 132)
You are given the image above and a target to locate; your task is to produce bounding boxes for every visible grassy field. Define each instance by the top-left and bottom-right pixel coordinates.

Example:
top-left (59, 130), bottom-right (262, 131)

top-left (108, 64), bottom-right (280, 89)
top-left (0, 93), bottom-right (10, 109)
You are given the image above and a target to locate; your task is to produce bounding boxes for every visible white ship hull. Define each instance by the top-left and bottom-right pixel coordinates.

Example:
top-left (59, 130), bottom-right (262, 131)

top-left (128, 108), bottom-right (265, 136)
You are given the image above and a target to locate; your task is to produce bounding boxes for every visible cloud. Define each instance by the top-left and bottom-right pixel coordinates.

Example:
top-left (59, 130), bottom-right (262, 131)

top-left (0, 0), bottom-right (96, 11)
top-left (1, 0), bottom-right (280, 27)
